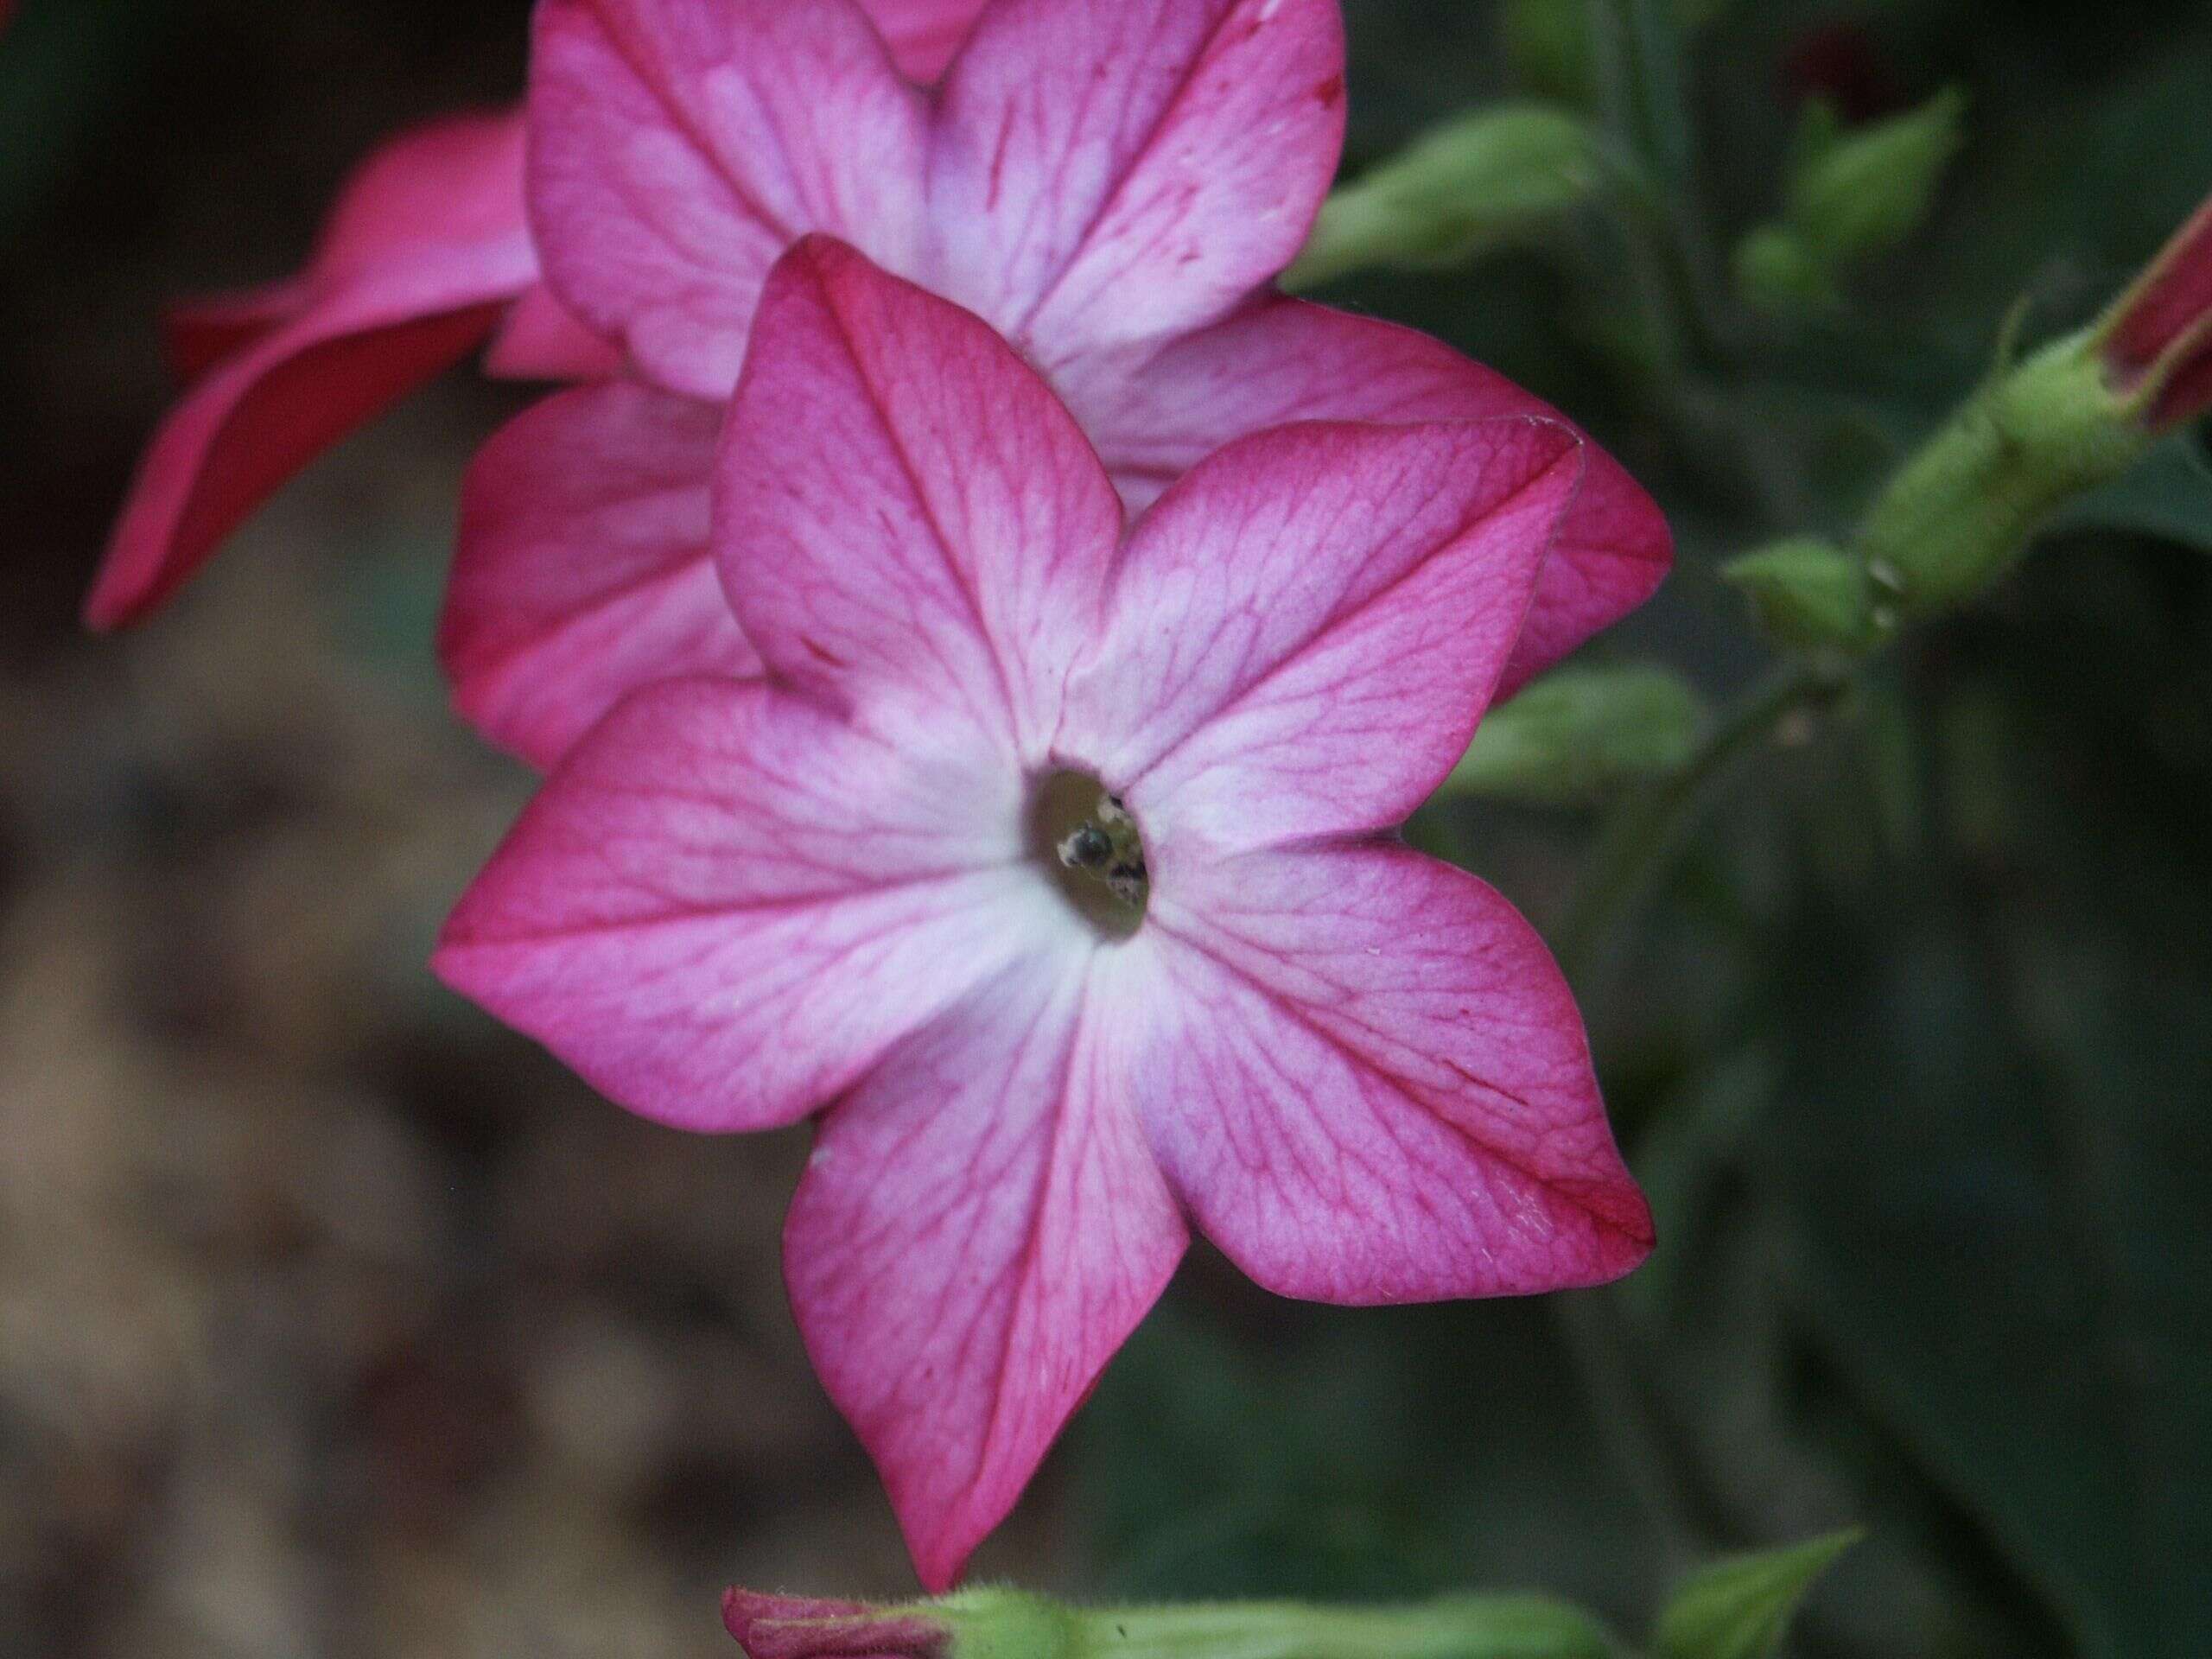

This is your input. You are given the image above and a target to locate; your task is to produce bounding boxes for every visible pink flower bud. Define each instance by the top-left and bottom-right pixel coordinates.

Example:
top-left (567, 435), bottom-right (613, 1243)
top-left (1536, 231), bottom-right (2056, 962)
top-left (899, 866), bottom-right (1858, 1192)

top-left (721, 1592), bottom-right (950, 1659)
top-left (2101, 194), bottom-right (2212, 430)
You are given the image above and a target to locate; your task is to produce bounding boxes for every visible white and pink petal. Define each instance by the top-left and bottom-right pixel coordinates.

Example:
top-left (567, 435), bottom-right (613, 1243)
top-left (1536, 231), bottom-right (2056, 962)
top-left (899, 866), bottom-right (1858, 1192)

top-left (1065, 418), bottom-right (1581, 856)
top-left (435, 678), bottom-right (1060, 1135)
top-left (785, 947), bottom-right (1184, 1591)
top-left (1132, 843), bottom-right (1652, 1302)
top-left (718, 239), bottom-right (1122, 762)
top-left (926, 0), bottom-right (1344, 367)
top-left (1076, 296), bottom-right (1673, 693)
top-left (529, 0), bottom-right (931, 401)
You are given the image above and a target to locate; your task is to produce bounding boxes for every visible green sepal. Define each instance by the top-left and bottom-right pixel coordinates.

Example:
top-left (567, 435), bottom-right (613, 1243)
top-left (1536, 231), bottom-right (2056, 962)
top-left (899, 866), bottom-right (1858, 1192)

top-left (1722, 537), bottom-right (1883, 654)
top-left (1651, 1529), bottom-right (1864, 1659)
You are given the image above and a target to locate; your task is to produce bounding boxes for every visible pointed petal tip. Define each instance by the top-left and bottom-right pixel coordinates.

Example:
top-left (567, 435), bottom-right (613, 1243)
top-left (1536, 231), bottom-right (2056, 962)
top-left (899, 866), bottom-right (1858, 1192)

top-left (79, 571), bottom-right (137, 635)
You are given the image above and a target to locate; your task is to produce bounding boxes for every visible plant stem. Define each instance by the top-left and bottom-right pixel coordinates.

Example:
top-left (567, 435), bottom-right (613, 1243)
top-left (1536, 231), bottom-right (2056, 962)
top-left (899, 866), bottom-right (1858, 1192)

top-left (1091, 1598), bottom-right (1607, 1659)
top-left (1558, 661), bottom-right (1843, 982)
top-left (1586, 0), bottom-right (1733, 372)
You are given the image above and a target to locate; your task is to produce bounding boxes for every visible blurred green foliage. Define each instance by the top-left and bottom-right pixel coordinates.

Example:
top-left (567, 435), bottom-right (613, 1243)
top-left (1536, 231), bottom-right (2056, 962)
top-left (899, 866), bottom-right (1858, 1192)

top-left (1446, 664), bottom-right (1708, 806)
top-left (1075, 3), bottom-right (2212, 1657)
top-left (1653, 1533), bottom-right (1861, 1659)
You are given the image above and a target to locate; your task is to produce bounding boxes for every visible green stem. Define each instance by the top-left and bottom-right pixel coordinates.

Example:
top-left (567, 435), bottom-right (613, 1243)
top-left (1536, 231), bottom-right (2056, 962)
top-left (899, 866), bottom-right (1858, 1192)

top-left (1553, 1287), bottom-right (1709, 1570)
top-left (1558, 662), bottom-right (1841, 982)
top-left (1586, 0), bottom-right (1733, 372)
top-left (1090, 1598), bottom-right (1606, 1659)
top-left (924, 1589), bottom-right (1612, 1659)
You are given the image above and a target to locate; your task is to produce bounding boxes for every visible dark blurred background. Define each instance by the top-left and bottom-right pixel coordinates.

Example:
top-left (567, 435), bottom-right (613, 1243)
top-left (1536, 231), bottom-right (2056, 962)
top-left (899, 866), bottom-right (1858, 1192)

top-left (2, 2), bottom-right (2208, 1656)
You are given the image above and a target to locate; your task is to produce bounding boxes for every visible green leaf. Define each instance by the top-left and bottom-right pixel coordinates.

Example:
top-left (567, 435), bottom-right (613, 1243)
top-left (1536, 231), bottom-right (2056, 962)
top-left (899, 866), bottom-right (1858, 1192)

top-left (1652, 1530), bottom-right (1862, 1659)
top-left (1788, 89), bottom-right (1969, 264)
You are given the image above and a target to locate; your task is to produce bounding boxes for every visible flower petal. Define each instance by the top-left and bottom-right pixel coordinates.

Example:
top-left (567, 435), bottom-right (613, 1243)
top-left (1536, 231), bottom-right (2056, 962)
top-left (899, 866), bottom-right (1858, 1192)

top-left (858, 0), bottom-right (989, 83)
top-left (1084, 297), bottom-right (1673, 693)
top-left (442, 381), bottom-right (757, 769)
top-left (529, 0), bottom-right (931, 401)
top-left (1135, 843), bottom-right (1651, 1301)
top-left (2107, 195), bottom-right (2212, 377)
top-left (785, 948), bottom-right (1185, 1590)
top-left (436, 677), bottom-right (1062, 1134)
top-left (90, 113), bottom-right (542, 628)
top-left (1065, 418), bottom-right (1581, 856)
top-left (482, 283), bottom-right (627, 381)
top-left (927, 0), bottom-right (1344, 370)
top-left (162, 279), bottom-right (315, 385)
top-left (309, 110), bottom-right (531, 278)
top-left (718, 238), bottom-right (1123, 762)
top-left (87, 266), bottom-right (529, 629)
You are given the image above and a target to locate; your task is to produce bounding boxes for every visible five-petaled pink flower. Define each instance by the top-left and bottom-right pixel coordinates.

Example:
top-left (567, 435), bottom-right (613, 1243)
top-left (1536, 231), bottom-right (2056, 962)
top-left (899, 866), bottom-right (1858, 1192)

top-left (83, 0), bottom-right (990, 628)
top-left (2101, 190), bottom-right (2212, 432)
top-left (435, 238), bottom-right (1654, 1590)
top-left (430, 0), bottom-right (1669, 769)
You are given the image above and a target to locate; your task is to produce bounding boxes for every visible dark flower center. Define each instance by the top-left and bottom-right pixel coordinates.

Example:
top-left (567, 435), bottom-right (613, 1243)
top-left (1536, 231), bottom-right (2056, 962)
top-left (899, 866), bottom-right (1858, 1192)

top-left (1029, 769), bottom-right (1147, 939)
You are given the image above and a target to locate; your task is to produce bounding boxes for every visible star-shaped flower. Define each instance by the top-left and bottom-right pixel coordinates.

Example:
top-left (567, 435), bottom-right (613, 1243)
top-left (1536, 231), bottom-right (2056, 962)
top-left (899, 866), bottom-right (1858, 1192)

top-left (436, 238), bottom-right (1653, 1590)
top-left (437, 0), bottom-right (1670, 767)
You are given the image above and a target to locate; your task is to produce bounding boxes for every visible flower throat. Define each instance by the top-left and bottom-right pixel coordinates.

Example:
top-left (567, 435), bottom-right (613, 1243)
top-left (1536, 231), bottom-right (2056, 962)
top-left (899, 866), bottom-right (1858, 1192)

top-left (1029, 770), bottom-right (1147, 939)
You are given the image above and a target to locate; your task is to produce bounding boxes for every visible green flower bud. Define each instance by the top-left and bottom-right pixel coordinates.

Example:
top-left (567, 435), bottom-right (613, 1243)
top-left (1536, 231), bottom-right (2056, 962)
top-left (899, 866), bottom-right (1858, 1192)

top-left (1287, 103), bottom-right (1604, 289)
top-left (1858, 329), bottom-right (2151, 617)
top-left (1731, 224), bottom-right (1837, 315)
top-left (936, 1592), bottom-right (1086, 1659)
top-left (1722, 537), bottom-right (1883, 654)
top-left (1732, 89), bottom-right (1965, 311)
top-left (1444, 664), bottom-right (1707, 805)
top-left (1786, 87), bottom-right (1966, 264)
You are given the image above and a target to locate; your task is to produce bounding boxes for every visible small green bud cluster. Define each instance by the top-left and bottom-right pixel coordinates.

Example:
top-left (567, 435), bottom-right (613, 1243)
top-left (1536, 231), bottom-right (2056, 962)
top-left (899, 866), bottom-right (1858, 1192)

top-left (1732, 89), bottom-right (1967, 314)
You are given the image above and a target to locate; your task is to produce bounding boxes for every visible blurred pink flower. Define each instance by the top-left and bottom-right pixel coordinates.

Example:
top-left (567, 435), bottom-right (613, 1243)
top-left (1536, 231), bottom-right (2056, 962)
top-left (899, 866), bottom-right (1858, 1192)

top-left (2101, 193), bottom-right (2212, 432)
top-left (85, 0), bottom-right (993, 628)
top-left (436, 238), bottom-right (1654, 1589)
top-left (437, 0), bottom-right (1670, 767)
top-left (722, 1591), bottom-right (949, 1659)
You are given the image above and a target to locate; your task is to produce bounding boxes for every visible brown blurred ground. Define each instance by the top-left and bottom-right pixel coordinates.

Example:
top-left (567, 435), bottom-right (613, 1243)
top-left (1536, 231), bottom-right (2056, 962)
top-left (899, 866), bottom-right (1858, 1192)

top-left (0, 5), bottom-right (1065, 1655)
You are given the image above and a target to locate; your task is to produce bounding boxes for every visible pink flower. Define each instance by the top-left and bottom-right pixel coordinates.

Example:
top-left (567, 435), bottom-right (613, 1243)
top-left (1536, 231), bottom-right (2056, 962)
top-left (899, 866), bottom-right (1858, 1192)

top-left (439, 0), bottom-right (1671, 769)
top-left (722, 1591), bottom-right (949, 1659)
top-left (436, 239), bottom-right (1654, 1589)
top-left (84, 0), bottom-right (993, 629)
top-left (86, 111), bottom-right (545, 628)
top-left (2101, 192), bottom-right (2212, 432)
